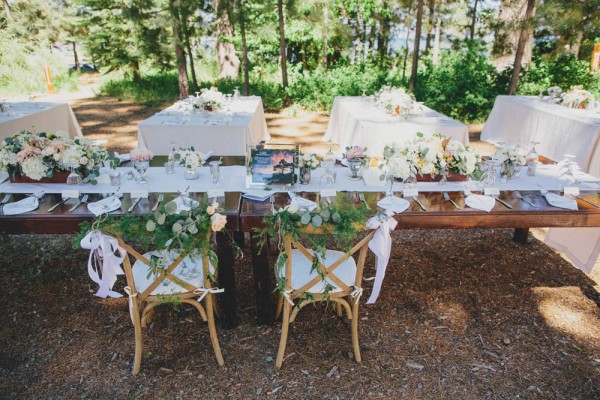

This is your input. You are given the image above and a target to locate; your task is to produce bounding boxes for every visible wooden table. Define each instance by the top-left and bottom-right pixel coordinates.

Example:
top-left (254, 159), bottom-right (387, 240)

top-left (239, 190), bottom-right (600, 324)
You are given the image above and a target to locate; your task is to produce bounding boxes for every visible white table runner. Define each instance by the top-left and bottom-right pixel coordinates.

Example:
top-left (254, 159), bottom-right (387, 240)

top-left (0, 102), bottom-right (82, 139)
top-left (137, 96), bottom-right (270, 156)
top-left (324, 97), bottom-right (469, 156)
top-left (481, 96), bottom-right (600, 177)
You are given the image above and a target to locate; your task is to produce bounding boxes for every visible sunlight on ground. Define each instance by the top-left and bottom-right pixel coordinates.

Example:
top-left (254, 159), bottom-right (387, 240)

top-left (533, 286), bottom-right (600, 343)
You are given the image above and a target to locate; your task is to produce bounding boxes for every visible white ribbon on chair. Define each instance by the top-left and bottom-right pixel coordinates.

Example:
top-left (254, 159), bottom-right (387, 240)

top-left (193, 287), bottom-right (225, 302)
top-left (350, 285), bottom-right (364, 304)
top-left (282, 289), bottom-right (295, 306)
top-left (365, 212), bottom-right (398, 304)
top-left (81, 230), bottom-right (126, 298)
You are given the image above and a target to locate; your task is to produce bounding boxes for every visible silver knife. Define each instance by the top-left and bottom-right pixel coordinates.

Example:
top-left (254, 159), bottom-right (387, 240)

top-left (151, 193), bottom-right (164, 212)
top-left (411, 196), bottom-right (427, 211)
top-left (128, 197), bottom-right (142, 213)
top-left (443, 192), bottom-right (462, 210)
top-left (574, 195), bottom-right (600, 208)
top-left (68, 194), bottom-right (89, 212)
top-left (358, 193), bottom-right (371, 210)
top-left (48, 197), bottom-right (69, 212)
top-left (493, 196), bottom-right (513, 209)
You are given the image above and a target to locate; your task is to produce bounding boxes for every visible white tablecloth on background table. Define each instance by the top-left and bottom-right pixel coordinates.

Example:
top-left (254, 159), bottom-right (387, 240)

top-left (324, 97), bottom-right (469, 156)
top-left (481, 95), bottom-right (600, 177)
top-left (137, 96), bottom-right (270, 155)
top-left (0, 102), bottom-right (82, 139)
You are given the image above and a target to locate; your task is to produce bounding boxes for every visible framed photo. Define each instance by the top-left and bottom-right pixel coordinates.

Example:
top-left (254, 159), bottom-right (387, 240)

top-left (246, 144), bottom-right (299, 188)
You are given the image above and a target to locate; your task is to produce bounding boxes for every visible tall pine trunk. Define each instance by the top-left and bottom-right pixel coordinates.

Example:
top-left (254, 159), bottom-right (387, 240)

top-left (508, 0), bottom-right (536, 95)
top-left (425, 0), bottom-right (435, 53)
top-left (169, 0), bottom-right (189, 99)
top-left (409, 0), bottom-right (424, 91)
top-left (72, 42), bottom-right (80, 73)
top-left (432, 16), bottom-right (441, 65)
top-left (321, 1), bottom-right (328, 68)
top-left (469, 0), bottom-right (479, 40)
top-left (277, 0), bottom-right (288, 88)
top-left (492, 0), bottom-right (535, 71)
top-left (2, 0), bottom-right (11, 21)
top-left (401, 0), bottom-right (414, 81)
top-left (239, 0), bottom-right (250, 95)
top-left (216, 0), bottom-right (241, 79)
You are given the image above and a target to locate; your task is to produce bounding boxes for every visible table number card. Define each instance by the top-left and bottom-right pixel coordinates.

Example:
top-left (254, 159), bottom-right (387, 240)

top-left (131, 190), bottom-right (149, 199)
top-left (61, 190), bottom-right (80, 199)
top-left (484, 187), bottom-right (500, 196)
top-left (403, 188), bottom-right (419, 197)
top-left (320, 189), bottom-right (337, 199)
top-left (564, 187), bottom-right (580, 196)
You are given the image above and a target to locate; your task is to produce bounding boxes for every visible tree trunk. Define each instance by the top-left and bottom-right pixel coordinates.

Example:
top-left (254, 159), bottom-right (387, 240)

top-left (169, 0), bottom-right (189, 99)
top-left (321, 0), bottom-right (328, 68)
top-left (425, 0), bottom-right (435, 53)
top-left (492, 0), bottom-right (536, 71)
top-left (432, 16), bottom-right (441, 65)
top-left (379, 10), bottom-right (391, 65)
top-left (131, 60), bottom-right (141, 83)
top-left (2, 0), bottom-right (11, 21)
top-left (182, 15), bottom-right (198, 92)
top-left (72, 42), bottom-right (80, 73)
top-left (507, 0), bottom-right (536, 95)
top-left (409, 0), bottom-right (424, 91)
top-left (401, 1), bottom-right (413, 81)
top-left (239, 0), bottom-right (250, 95)
top-left (216, 0), bottom-right (241, 79)
top-left (277, 0), bottom-right (288, 87)
top-left (570, 30), bottom-right (584, 59)
top-left (469, 0), bottom-right (479, 40)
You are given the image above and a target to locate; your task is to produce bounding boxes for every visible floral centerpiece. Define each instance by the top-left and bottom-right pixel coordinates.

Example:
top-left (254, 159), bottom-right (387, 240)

top-left (298, 152), bottom-right (319, 185)
top-left (561, 86), bottom-right (596, 109)
top-left (383, 133), bottom-right (481, 182)
top-left (173, 147), bottom-right (207, 180)
top-left (196, 87), bottom-right (224, 112)
top-left (375, 86), bottom-right (414, 118)
top-left (494, 145), bottom-right (525, 180)
top-left (344, 146), bottom-right (368, 180)
top-left (130, 148), bottom-right (153, 184)
top-left (0, 130), bottom-right (110, 184)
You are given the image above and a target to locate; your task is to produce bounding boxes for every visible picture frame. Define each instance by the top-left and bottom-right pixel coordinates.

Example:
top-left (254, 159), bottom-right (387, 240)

top-left (246, 144), bottom-right (299, 188)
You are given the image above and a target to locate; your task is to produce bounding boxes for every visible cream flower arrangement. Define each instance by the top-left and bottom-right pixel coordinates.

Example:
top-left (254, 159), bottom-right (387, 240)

top-left (196, 87), bottom-right (224, 111)
top-left (298, 152), bottom-right (319, 169)
top-left (376, 86), bottom-right (415, 117)
top-left (561, 86), bottom-right (596, 109)
top-left (494, 145), bottom-right (526, 166)
top-left (174, 147), bottom-right (207, 169)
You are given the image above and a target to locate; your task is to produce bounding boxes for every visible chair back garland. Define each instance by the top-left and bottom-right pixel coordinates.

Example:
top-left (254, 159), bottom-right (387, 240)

top-left (257, 195), bottom-right (376, 305)
top-left (78, 199), bottom-right (239, 297)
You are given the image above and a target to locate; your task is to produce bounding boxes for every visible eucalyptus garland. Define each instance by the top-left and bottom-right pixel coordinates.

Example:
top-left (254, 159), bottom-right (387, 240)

top-left (257, 195), bottom-right (374, 305)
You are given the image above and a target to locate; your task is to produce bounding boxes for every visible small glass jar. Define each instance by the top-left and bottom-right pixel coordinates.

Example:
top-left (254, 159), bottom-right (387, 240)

top-left (184, 165), bottom-right (199, 180)
top-left (109, 172), bottom-right (121, 186)
top-left (164, 161), bottom-right (175, 174)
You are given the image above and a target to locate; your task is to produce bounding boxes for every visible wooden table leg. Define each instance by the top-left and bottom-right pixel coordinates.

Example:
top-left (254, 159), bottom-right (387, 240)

top-left (250, 234), bottom-right (275, 325)
top-left (216, 232), bottom-right (238, 329)
top-left (513, 228), bottom-right (529, 244)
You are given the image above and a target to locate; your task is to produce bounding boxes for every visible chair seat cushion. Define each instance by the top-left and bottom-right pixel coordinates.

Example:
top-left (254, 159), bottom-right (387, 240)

top-left (132, 250), bottom-right (214, 296)
top-left (276, 249), bottom-right (357, 294)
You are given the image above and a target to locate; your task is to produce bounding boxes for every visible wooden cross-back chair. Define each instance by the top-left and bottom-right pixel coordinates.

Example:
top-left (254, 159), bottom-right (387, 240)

top-left (275, 227), bottom-right (376, 368)
top-left (104, 229), bottom-right (224, 374)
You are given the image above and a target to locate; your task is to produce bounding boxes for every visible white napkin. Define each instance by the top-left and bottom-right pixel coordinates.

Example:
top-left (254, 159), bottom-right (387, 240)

top-left (545, 193), bottom-right (578, 210)
top-left (289, 193), bottom-right (317, 212)
top-left (362, 168), bottom-right (386, 187)
top-left (377, 196), bottom-right (410, 214)
top-left (3, 195), bottom-right (39, 215)
top-left (114, 151), bottom-right (131, 164)
top-left (169, 196), bottom-right (199, 213)
top-left (465, 194), bottom-right (495, 212)
top-left (243, 190), bottom-right (276, 202)
top-left (365, 213), bottom-right (398, 304)
top-left (87, 195), bottom-right (122, 216)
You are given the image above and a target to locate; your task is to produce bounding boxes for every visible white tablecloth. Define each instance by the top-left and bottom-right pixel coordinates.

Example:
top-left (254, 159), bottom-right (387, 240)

top-left (481, 95), bottom-right (600, 177)
top-left (137, 96), bottom-right (270, 156)
top-left (0, 102), bottom-right (82, 139)
top-left (324, 97), bottom-right (469, 156)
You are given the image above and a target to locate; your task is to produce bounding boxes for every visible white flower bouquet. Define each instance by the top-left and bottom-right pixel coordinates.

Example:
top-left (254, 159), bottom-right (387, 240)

top-left (494, 146), bottom-right (526, 166)
top-left (298, 152), bottom-right (319, 169)
top-left (174, 147), bottom-right (207, 169)
top-left (561, 87), bottom-right (596, 109)
top-left (0, 131), bottom-right (110, 183)
top-left (196, 87), bottom-right (224, 111)
top-left (376, 86), bottom-right (414, 117)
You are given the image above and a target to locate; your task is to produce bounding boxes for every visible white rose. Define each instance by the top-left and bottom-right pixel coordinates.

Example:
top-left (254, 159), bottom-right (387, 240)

top-left (206, 205), bottom-right (216, 215)
top-left (210, 213), bottom-right (227, 232)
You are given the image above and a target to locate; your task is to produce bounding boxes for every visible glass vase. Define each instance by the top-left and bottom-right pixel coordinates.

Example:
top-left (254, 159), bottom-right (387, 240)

top-left (347, 158), bottom-right (363, 181)
top-left (184, 165), bottom-right (199, 180)
top-left (299, 167), bottom-right (311, 185)
top-left (500, 161), bottom-right (516, 181)
top-left (133, 160), bottom-right (150, 184)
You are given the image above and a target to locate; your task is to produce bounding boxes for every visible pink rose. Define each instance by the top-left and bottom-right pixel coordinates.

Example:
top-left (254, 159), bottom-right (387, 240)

top-left (210, 213), bottom-right (227, 232)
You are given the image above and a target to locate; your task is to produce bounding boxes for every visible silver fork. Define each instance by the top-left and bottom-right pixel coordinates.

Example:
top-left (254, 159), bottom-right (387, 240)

top-left (151, 193), bottom-right (164, 212)
top-left (411, 196), bottom-right (427, 211)
top-left (270, 194), bottom-right (275, 213)
top-left (358, 193), bottom-right (371, 210)
top-left (68, 194), bottom-right (89, 212)
top-left (443, 192), bottom-right (462, 210)
top-left (514, 191), bottom-right (538, 208)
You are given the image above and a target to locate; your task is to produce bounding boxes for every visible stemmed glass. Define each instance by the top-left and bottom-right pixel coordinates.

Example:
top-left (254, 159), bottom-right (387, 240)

top-left (233, 87), bottom-right (240, 100)
top-left (526, 141), bottom-right (540, 176)
top-left (66, 161), bottom-right (83, 185)
top-left (559, 155), bottom-right (578, 186)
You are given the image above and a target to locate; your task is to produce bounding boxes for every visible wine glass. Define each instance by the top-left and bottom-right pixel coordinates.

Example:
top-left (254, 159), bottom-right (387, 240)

top-left (526, 141), bottom-right (540, 176)
top-left (66, 161), bottom-right (83, 185)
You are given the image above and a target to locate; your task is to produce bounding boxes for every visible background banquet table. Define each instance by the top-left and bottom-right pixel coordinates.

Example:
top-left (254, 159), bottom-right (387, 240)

top-left (481, 95), bottom-right (600, 177)
top-left (137, 96), bottom-right (270, 155)
top-left (0, 102), bottom-right (82, 139)
top-left (324, 96), bottom-right (469, 156)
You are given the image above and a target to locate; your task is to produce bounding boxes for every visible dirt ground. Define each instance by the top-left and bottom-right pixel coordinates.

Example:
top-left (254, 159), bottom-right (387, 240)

top-left (1, 83), bottom-right (599, 399)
